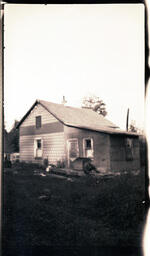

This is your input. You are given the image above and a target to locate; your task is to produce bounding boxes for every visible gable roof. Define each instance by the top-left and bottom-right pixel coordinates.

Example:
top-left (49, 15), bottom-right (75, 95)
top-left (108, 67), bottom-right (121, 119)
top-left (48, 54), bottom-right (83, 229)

top-left (17, 99), bottom-right (139, 137)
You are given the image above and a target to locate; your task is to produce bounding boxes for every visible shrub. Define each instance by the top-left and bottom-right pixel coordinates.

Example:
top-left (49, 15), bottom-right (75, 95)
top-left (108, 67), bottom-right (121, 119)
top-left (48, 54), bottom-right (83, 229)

top-left (83, 162), bottom-right (96, 174)
top-left (4, 159), bottom-right (12, 168)
top-left (57, 160), bottom-right (65, 168)
top-left (43, 158), bottom-right (49, 168)
top-left (11, 161), bottom-right (44, 171)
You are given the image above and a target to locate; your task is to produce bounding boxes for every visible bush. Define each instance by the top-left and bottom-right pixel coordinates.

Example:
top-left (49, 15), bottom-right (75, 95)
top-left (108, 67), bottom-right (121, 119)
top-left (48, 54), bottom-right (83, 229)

top-left (4, 159), bottom-right (12, 168)
top-left (57, 160), bottom-right (65, 168)
top-left (11, 161), bottom-right (44, 171)
top-left (43, 158), bottom-right (49, 168)
top-left (83, 162), bottom-right (96, 174)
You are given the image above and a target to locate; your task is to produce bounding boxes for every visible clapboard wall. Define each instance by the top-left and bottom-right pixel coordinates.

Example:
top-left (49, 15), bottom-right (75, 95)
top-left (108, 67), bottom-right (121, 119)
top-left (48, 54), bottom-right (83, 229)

top-left (19, 103), bottom-right (66, 165)
top-left (64, 126), bottom-right (111, 170)
top-left (21, 104), bottom-right (56, 126)
top-left (110, 135), bottom-right (140, 171)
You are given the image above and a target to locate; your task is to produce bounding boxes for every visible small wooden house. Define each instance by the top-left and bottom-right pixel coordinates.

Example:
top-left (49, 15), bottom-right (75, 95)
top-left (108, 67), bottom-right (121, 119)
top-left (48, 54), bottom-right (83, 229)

top-left (17, 100), bottom-right (140, 172)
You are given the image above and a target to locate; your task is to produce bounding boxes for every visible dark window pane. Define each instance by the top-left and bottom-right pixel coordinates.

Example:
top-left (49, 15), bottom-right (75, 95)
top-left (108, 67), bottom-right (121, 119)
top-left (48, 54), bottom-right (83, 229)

top-left (85, 139), bottom-right (91, 149)
top-left (36, 116), bottom-right (41, 128)
top-left (37, 139), bottom-right (41, 149)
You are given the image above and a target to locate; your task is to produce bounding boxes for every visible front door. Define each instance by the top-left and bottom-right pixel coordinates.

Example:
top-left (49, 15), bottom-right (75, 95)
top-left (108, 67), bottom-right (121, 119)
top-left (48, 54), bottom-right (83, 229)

top-left (67, 139), bottom-right (79, 167)
top-left (34, 138), bottom-right (43, 158)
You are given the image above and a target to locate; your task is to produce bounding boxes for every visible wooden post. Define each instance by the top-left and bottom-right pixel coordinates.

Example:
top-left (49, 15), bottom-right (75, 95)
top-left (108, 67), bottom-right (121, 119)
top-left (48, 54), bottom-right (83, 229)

top-left (126, 108), bottom-right (129, 131)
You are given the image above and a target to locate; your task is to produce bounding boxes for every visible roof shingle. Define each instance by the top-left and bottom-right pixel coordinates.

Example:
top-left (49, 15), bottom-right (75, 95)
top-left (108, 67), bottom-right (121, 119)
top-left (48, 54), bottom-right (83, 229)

top-left (17, 99), bottom-right (139, 136)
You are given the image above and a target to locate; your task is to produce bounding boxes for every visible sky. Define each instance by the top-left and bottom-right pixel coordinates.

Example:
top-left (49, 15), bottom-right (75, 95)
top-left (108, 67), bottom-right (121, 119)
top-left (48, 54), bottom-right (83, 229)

top-left (4, 4), bottom-right (145, 131)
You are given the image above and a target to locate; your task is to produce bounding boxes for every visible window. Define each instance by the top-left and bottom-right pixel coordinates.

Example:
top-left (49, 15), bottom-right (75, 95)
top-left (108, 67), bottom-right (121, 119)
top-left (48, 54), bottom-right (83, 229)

top-left (85, 139), bottom-right (91, 149)
top-left (34, 138), bottom-right (43, 158)
top-left (37, 139), bottom-right (41, 149)
top-left (83, 138), bottom-right (94, 158)
top-left (125, 138), bottom-right (133, 161)
top-left (67, 138), bottom-right (79, 167)
top-left (68, 139), bottom-right (79, 159)
top-left (36, 116), bottom-right (41, 128)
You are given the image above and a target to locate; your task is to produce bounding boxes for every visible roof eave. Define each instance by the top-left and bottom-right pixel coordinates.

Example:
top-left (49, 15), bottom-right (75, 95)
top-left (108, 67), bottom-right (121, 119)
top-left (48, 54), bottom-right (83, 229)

top-left (39, 101), bottom-right (66, 125)
top-left (64, 123), bottom-right (139, 136)
top-left (16, 100), bottom-right (139, 137)
top-left (16, 100), bottom-right (39, 129)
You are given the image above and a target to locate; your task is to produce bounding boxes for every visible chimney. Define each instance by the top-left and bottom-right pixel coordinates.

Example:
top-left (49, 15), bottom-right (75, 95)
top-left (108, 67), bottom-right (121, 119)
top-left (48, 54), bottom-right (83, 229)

top-left (62, 96), bottom-right (67, 105)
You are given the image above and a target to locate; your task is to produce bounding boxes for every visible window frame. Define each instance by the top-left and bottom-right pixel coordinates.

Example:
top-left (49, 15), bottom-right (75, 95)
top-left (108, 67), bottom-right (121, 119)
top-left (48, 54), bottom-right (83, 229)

top-left (67, 138), bottom-right (79, 166)
top-left (35, 115), bottom-right (42, 129)
top-left (34, 137), bottom-right (43, 159)
top-left (83, 137), bottom-right (94, 158)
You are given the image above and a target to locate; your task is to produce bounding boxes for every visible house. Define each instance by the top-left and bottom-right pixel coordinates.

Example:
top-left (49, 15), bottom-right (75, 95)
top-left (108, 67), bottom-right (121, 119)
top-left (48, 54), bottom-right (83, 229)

top-left (16, 99), bottom-right (140, 172)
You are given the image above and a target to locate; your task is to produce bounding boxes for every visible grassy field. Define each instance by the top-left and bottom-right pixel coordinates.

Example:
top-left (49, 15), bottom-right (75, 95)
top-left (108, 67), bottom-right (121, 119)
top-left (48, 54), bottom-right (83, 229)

top-left (2, 164), bottom-right (146, 256)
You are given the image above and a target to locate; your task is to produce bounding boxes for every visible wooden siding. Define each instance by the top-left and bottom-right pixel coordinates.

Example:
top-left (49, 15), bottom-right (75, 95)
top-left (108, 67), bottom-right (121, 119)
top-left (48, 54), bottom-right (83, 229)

top-left (21, 103), bottom-right (58, 127)
top-left (110, 135), bottom-right (140, 171)
top-left (20, 122), bottom-right (64, 136)
top-left (64, 126), bottom-right (111, 170)
top-left (20, 133), bottom-right (66, 165)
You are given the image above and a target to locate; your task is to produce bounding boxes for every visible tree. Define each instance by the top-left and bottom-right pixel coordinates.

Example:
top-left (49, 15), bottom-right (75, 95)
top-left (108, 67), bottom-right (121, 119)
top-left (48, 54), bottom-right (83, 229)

top-left (4, 127), bottom-right (9, 153)
top-left (7, 120), bottom-right (19, 152)
top-left (82, 95), bottom-right (107, 116)
top-left (129, 124), bottom-right (137, 133)
top-left (129, 120), bottom-right (144, 134)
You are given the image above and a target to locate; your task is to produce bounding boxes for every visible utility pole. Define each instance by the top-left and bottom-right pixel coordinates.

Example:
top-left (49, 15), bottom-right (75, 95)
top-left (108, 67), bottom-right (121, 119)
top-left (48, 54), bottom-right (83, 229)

top-left (126, 108), bottom-right (129, 131)
top-left (0, 2), bottom-right (4, 255)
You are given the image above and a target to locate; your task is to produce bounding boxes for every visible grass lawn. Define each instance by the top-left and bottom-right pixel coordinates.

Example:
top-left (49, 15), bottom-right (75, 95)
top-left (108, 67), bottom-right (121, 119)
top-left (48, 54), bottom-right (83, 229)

top-left (2, 165), bottom-right (146, 256)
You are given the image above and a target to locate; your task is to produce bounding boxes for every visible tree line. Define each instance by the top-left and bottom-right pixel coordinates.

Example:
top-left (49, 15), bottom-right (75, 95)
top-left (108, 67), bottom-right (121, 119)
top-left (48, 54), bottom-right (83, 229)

top-left (4, 120), bottom-right (19, 154)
